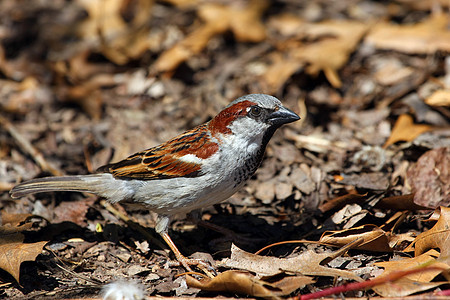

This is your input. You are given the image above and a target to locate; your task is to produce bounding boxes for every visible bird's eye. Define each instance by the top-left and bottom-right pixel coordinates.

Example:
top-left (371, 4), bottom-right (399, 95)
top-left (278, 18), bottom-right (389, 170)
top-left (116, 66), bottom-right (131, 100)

top-left (249, 106), bottom-right (262, 118)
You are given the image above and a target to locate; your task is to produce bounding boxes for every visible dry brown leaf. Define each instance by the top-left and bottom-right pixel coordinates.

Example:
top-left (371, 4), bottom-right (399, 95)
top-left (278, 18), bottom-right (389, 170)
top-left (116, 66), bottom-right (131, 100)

top-left (338, 172), bottom-right (389, 190)
top-left (425, 90), bottom-right (450, 107)
top-left (320, 224), bottom-right (392, 252)
top-left (155, 0), bottom-right (268, 72)
top-left (387, 232), bottom-right (416, 251)
top-left (268, 13), bottom-right (305, 36)
top-left (223, 243), bottom-right (362, 281)
top-left (160, 0), bottom-right (199, 8)
top-left (0, 182), bottom-right (15, 192)
top-left (254, 179), bottom-right (275, 204)
top-left (77, 0), bottom-right (128, 41)
top-left (409, 206), bottom-right (450, 265)
top-left (77, 0), bottom-right (154, 65)
top-left (406, 148), bottom-right (450, 208)
top-left (186, 270), bottom-right (277, 297)
top-left (375, 194), bottom-right (432, 211)
top-left (365, 13), bottom-right (450, 54)
top-left (1, 212), bottom-right (35, 227)
top-left (292, 20), bottom-right (368, 88)
top-left (383, 114), bottom-right (434, 148)
top-left (0, 228), bottom-right (47, 282)
top-left (263, 18), bottom-right (368, 91)
top-left (319, 192), bottom-right (367, 213)
top-left (0, 76), bottom-right (50, 114)
top-left (374, 62), bottom-right (415, 86)
top-left (397, 0), bottom-right (450, 10)
top-left (264, 274), bottom-right (315, 296)
top-left (380, 211), bottom-right (408, 233)
top-left (53, 197), bottom-right (96, 226)
top-left (261, 52), bottom-right (304, 95)
top-left (372, 250), bottom-right (448, 297)
top-left (154, 25), bottom-right (222, 73)
top-left (186, 270), bottom-right (313, 297)
top-left (226, 0), bottom-right (268, 42)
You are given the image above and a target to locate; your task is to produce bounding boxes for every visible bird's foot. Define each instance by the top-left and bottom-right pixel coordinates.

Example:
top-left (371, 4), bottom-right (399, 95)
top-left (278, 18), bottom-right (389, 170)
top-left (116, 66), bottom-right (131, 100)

top-left (167, 255), bottom-right (216, 277)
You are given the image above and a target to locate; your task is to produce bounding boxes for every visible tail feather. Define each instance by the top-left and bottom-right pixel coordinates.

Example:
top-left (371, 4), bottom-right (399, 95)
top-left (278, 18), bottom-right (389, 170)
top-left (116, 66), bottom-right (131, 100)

top-left (10, 175), bottom-right (106, 198)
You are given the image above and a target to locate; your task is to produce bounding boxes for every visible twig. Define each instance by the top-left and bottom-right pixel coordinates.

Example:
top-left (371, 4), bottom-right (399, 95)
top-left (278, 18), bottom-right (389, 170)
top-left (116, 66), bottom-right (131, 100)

top-left (254, 240), bottom-right (322, 255)
top-left (297, 266), bottom-right (448, 300)
top-left (55, 263), bottom-right (104, 286)
top-left (255, 237), bottom-right (364, 256)
top-left (0, 181), bottom-right (15, 192)
top-left (0, 115), bottom-right (63, 176)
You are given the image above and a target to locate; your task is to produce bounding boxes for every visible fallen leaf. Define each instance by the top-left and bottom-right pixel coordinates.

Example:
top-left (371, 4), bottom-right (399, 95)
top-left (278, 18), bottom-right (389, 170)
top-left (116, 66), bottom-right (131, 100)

top-left (373, 60), bottom-right (415, 86)
top-left (320, 224), bottom-right (393, 252)
top-left (155, 0), bottom-right (268, 72)
top-left (375, 194), bottom-right (432, 211)
top-left (263, 17), bottom-right (368, 91)
top-left (289, 167), bottom-right (316, 194)
top-left (337, 172), bottom-right (390, 190)
top-left (372, 250), bottom-right (448, 297)
top-left (383, 114), bottom-right (434, 148)
top-left (76, 0), bottom-right (154, 65)
top-left (0, 228), bottom-right (47, 282)
top-left (380, 211), bottom-right (408, 233)
top-left (330, 203), bottom-right (363, 225)
top-left (260, 51), bottom-right (303, 95)
top-left (186, 270), bottom-right (314, 297)
top-left (319, 193), bottom-right (367, 214)
top-left (292, 20), bottom-right (368, 88)
top-left (254, 179), bottom-right (275, 204)
top-left (264, 274), bottom-right (315, 296)
top-left (274, 182), bottom-right (292, 200)
top-left (408, 206), bottom-right (450, 265)
top-left (365, 13), bottom-right (450, 54)
top-left (1, 212), bottom-right (34, 227)
top-left (186, 270), bottom-right (277, 297)
top-left (53, 197), bottom-right (96, 226)
top-left (223, 243), bottom-right (362, 281)
top-left (425, 89), bottom-right (450, 107)
top-left (160, 0), bottom-right (199, 7)
top-left (0, 76), bottom-right (51, 114)
top-left (406, 147), bottom-right (450, 208)
top-left (0, 182), bottom-right (15, 192)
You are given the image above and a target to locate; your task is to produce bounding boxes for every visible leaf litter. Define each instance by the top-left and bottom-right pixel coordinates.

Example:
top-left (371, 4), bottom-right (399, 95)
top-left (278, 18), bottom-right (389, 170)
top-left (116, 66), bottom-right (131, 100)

top-left (0, 0), bottom-right (449, 299)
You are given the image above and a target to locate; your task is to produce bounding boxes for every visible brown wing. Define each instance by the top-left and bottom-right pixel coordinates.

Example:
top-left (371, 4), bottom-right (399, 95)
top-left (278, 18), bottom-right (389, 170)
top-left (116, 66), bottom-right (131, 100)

top-left (97, 124), bottom-right (219, 180)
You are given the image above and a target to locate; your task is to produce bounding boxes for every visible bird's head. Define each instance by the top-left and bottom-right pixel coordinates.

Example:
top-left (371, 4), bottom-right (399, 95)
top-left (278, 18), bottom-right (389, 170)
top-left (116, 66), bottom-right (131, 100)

top-left (209, 94), bottom-right (300, 143)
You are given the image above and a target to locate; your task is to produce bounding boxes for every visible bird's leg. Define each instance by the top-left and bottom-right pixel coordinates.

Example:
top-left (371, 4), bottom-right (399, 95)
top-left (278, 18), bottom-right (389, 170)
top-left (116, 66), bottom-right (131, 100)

top-left (159, 231), bottom-right (199, 271)
top-left (156, 215), bottom-right (214, 273)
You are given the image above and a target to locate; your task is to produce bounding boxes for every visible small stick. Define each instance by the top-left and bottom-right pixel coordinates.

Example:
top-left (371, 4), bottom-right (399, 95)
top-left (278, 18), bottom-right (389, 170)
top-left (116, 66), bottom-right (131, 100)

top-left (298, 266), bottom-right (447, 300)
top-left (0, 181), bottom-right (15, 192)
top-left (0, 116), bottom-right (63, 176)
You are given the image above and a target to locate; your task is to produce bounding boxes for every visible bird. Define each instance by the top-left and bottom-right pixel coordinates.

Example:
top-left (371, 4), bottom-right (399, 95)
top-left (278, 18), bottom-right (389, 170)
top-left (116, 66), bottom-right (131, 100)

top-left (10, 94), bottom-right (300, 271)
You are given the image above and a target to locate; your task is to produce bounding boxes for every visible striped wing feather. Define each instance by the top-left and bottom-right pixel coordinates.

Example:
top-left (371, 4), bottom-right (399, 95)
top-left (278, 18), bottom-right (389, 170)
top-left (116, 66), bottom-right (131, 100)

top-left (97, 124), bottom-right (218, 180)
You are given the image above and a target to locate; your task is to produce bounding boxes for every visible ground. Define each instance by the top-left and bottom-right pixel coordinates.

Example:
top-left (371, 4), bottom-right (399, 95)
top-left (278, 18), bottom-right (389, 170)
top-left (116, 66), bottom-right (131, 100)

top-left (0, 0), bottom-right (449, 299)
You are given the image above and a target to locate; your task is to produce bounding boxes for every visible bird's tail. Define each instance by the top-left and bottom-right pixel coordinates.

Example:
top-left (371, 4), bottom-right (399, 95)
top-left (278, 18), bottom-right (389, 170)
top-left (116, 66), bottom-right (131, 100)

top-left (10, 174), bottom-right (110, 198)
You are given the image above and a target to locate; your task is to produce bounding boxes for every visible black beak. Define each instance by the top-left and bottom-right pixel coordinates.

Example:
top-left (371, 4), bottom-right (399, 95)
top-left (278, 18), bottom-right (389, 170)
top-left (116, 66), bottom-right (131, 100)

top-left (267, 106), bottom-right (300, 126)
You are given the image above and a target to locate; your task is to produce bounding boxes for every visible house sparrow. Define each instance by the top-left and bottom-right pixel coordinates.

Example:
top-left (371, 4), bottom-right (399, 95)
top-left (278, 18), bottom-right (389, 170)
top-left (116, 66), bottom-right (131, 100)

top-left (10, 94), bottom-right (300, 270)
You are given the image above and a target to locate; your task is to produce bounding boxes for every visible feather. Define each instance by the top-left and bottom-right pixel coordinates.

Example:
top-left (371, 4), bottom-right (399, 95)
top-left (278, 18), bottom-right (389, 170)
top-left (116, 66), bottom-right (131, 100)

top-left (10, 175), bottom-right (107, 198)
top-left (97, 124), bottom-right (219, 180)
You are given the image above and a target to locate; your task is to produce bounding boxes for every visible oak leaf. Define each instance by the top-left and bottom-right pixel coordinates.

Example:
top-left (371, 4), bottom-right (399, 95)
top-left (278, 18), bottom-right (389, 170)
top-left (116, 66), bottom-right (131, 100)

top-left (372, 250), bottom-right (448, 297)
top-left (365, 13), bottom-right (450, 54)
top-left (0, 228), bottom-right (47, 282)
top-left (223, 243), bottom-right (361, 281)
top-left (187, 270), bottom-right (314, 297)
top-left (383, 114), bottom-right (434, 148)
